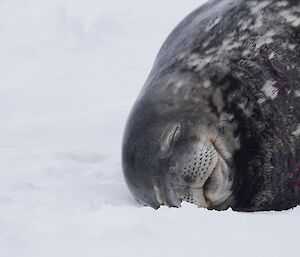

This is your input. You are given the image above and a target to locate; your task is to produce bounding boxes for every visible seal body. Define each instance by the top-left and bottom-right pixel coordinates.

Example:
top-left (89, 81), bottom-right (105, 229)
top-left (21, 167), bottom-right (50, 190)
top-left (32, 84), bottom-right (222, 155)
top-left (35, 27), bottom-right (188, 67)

top-left (122, 0), bottom-right (300, 211)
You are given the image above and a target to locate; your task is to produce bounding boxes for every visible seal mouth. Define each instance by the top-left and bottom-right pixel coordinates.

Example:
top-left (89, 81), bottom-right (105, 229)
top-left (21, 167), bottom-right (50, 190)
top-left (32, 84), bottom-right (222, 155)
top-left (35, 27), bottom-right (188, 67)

top-left (175, 165), bottom-right (220, 208)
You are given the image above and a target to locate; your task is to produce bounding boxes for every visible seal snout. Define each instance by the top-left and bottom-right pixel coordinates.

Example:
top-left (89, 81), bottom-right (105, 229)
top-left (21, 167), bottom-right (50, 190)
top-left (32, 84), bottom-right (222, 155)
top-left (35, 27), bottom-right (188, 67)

top-left (174, 142), bottom-right (219, 207)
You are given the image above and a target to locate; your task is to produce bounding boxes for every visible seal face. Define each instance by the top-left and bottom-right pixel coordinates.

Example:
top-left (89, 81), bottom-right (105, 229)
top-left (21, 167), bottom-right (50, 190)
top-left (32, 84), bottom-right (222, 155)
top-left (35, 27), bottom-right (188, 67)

top-left (122, 0), bottom-right (300, 211)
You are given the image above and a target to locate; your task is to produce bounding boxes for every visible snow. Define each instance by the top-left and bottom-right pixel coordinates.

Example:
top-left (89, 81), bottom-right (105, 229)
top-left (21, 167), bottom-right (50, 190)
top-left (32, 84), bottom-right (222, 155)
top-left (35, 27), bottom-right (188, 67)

top-left (0, 0), bottom-right (299, 256)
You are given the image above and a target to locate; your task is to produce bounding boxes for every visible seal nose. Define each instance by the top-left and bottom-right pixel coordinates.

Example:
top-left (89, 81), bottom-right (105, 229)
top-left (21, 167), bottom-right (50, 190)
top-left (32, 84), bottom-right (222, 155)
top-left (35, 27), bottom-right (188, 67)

top-left (175, 142), bottom-right (219, 207)
top-left (183, 143), bottom-right (218, 186)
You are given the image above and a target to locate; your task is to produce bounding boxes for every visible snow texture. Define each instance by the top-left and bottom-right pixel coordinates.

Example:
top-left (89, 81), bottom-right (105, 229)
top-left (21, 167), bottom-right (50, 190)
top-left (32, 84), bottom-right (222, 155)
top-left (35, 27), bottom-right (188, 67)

top-left (0, 0), bottom-right (299, 256)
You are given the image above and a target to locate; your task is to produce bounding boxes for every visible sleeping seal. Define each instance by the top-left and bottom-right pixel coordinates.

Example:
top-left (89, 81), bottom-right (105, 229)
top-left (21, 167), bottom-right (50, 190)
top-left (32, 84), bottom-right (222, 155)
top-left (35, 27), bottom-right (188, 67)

top-left (122, 0), bottom-right (300, 211)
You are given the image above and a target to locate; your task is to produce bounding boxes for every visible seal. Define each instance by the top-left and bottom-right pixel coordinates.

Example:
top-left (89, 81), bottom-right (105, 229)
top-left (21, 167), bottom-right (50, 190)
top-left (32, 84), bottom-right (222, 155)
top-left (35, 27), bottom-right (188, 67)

top-left (122, 0), bottom-right (300, 211)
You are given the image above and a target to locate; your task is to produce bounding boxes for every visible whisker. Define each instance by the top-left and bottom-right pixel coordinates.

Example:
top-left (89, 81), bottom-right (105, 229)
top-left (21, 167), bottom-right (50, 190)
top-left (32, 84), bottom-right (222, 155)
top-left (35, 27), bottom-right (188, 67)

top-left (207, 143), bottom-right (215, 152)
top-left (200, 133), bottom-right (209, 153)
top-left (170, 183), bottom-right (190, 189)
top-left (170, 183), bottom-right (203, 190)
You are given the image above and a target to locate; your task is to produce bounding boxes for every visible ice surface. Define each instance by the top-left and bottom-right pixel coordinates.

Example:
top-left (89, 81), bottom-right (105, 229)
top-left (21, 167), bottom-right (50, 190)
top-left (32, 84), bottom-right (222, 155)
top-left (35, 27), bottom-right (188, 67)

top-left (0, 0), bottom-right (299, 256)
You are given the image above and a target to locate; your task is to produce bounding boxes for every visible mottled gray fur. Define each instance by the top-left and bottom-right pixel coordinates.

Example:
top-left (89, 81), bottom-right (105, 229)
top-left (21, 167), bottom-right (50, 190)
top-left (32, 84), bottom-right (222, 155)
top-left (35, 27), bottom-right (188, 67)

top-left (123, 0), bottom-right (300, 211)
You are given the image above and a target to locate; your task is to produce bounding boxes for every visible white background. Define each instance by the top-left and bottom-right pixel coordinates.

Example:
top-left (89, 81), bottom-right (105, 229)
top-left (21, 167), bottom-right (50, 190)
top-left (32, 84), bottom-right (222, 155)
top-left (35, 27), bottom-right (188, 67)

top-left (0, 0), bottom-right (299, 256)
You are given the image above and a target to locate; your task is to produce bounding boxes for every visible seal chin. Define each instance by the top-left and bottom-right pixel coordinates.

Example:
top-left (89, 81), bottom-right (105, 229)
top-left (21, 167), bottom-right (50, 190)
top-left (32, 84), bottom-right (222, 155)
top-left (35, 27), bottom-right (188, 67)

top-left (171, 139), bottom-right (234, 210)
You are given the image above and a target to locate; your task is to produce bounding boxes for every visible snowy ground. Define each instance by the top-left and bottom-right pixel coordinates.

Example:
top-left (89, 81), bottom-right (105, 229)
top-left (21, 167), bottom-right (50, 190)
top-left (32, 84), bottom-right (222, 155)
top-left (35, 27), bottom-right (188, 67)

top-left (0, 0), bottom-right (299, 256)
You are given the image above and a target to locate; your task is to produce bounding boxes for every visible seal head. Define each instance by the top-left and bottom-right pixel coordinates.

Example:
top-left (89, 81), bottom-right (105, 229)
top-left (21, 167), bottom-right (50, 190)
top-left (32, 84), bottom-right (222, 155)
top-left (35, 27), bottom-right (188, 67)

top-left (123, 72), bottom-right (238, 210)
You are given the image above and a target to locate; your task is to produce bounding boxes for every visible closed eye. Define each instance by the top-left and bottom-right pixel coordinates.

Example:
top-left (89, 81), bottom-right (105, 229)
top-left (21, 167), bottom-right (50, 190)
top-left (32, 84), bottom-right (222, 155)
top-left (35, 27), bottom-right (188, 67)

top-left (160, 124), bottom-right (181, 159)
